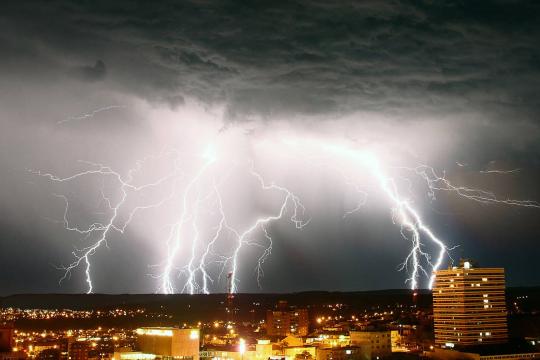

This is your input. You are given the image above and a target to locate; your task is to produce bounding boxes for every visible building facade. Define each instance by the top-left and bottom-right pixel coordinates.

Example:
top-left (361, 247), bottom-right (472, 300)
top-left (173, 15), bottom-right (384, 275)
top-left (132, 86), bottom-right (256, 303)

top-left (427, 347), bottom-right (540, 360)
top-left (433, 260), bottom-right (508, 347)
top-left (0, 324), bottom-right (15, 352)
top-left (349, 331), bottom-right (391, 359)
top-left (315, 346), bottom-right (370, 360)
top-left (68, 341), bottom-right (89, 360)
top-left (136, 328), bottom-right (200, 360)
top-left (266, 302), bottom-right (309, 337)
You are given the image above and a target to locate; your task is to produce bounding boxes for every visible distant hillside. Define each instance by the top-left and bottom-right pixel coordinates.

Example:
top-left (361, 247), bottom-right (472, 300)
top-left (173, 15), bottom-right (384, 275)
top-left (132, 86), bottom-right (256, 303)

top-left (0, 289), bottom-right (432, 312)
top-left (2, 287), bottom-right (540, 312)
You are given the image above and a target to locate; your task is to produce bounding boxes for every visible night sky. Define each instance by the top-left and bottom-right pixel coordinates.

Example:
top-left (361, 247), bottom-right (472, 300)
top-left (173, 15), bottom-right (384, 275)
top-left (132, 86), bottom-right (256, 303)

top-left (1, 0), bottom-right (540, 295)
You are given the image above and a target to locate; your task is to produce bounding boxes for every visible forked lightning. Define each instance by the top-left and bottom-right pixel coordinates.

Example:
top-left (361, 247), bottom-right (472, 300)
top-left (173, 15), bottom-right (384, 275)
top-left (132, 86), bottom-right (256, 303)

top-left (34, 137), bottom-right (540, 293)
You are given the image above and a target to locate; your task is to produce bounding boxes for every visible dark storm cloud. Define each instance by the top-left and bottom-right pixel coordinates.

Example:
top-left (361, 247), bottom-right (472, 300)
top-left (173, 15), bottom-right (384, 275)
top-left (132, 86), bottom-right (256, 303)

top-left (73, 60), bottom-right (107, 82)
top-left (2, 0), bottom-right (539, 120)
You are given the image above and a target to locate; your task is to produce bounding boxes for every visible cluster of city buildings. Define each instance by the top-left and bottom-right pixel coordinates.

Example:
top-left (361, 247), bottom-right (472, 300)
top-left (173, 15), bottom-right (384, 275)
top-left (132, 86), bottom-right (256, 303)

top-left (0, 309), bottom-right (148, 322)
top-left (121, 326), bottom-right (396, 360)
top-left (0, 304), bottom-right (411, 360)
top-left (1, 259), bottom-right (539, 360)
top-left (0, 327), bottom-right (134, 360)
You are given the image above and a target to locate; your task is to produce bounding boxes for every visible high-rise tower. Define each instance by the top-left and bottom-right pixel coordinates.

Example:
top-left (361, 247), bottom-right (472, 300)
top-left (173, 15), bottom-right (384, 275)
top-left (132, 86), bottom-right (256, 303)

top-left (432, 259), bottom-right (508, 348)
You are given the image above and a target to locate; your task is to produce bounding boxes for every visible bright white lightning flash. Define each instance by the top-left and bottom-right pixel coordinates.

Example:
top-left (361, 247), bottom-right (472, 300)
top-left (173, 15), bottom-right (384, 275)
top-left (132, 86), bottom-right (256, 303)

top-left (35, 137), bottom-right (540, 293)
top-left (161, 147), bottom-right (216, 295)
top-left (300, 142), bottom-right (449, 290)
top-left (228, 166), bottom-right (309, 293)
top-left (33, 152), bottom-right (182, 293)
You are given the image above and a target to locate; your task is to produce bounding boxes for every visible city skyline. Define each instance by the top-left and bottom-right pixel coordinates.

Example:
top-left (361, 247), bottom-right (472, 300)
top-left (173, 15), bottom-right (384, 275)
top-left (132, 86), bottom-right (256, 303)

top-left (1, 1), bottom-right (540, 295)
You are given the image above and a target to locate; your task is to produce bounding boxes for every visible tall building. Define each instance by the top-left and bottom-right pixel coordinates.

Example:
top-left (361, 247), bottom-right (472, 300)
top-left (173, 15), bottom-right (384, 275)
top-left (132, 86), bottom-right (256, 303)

top-left (433, 259), bottom-right (508, 348)
top-left (0, 323), bottom-right (15, 353)
top-left (136, 327), bottom-right (199, 360)
top-left (266, 301), bottom-right (309, 337)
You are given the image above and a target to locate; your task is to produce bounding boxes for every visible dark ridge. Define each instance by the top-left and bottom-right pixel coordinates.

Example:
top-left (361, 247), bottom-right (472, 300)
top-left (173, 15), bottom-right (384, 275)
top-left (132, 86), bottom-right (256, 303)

top-left (0, 289), bottom-right (431, 311)
top-left (1, 287), bottom-right (538, 312)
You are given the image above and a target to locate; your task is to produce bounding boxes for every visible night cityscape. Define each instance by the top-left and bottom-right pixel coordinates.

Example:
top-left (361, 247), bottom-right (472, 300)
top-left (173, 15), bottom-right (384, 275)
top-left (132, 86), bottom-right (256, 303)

top-left (1, 1), bottom-right (540, 360)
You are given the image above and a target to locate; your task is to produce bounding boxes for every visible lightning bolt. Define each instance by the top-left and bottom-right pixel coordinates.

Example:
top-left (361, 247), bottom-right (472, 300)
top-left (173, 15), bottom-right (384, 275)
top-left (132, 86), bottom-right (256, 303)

top-left (409, 165), bottom-right (540, 208)
top-left (33, 151), bottom-right (181, 293)
top-left (279, 138), bottom-right (538, 289)
top-left (317, 144), bottom-right (446, 290)
top-left (58, 105), bottom-right (126, 125)
top-left (197, 181), bottom-right (229, 294)
top-left (480, 169), bottom-right (521, 174)
top-left (161, 147), bottom-right (217, 294)
top-left (227, 165), bottom-right (310, 293)
top-left (172, 162), bottom-right (309, 294)
top-left (34, 136), bottom-right (539, 293)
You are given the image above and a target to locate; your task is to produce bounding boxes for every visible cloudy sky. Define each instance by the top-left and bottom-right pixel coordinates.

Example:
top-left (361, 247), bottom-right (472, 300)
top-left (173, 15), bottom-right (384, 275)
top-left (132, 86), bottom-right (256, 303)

top-left (1, 0), bottom-right (539, 295)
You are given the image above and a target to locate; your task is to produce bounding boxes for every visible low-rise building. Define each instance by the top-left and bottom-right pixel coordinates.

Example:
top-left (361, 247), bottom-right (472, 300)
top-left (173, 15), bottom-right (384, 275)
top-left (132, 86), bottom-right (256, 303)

top-left (315, 346), bottom-right (370, 360)
top-left (350, 331), bottom-right (391, 359)
top-left (136, 328), bottom-right (199, 360)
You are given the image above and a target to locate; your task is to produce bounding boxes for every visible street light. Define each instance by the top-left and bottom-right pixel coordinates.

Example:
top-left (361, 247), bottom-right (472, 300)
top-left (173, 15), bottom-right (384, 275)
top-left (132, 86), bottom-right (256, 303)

top-left (239, 338), bottom-right (246, 360)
